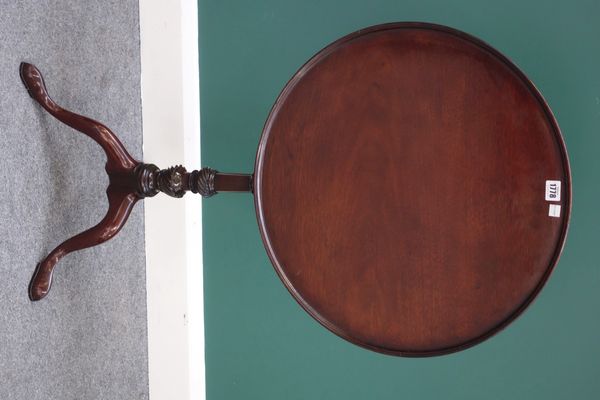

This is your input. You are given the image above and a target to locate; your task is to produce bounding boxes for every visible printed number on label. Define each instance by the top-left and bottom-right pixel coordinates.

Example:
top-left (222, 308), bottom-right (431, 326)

top-left (545, 180), bottom-right (561, 202)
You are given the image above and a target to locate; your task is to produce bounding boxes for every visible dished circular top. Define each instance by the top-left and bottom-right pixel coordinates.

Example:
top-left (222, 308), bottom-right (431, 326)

top-left (254, 23), bottom-right (570, 356)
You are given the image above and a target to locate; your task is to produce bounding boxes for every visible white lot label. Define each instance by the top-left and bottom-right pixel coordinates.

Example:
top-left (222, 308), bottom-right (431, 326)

top-left (545, 180), bottom-right (561, 202)
top-left (548, 204), bottom-right (561, 218)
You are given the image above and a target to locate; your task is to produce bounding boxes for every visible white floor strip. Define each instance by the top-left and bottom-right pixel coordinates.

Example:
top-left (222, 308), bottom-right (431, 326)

top-left (139, 1), bottom-right (204, 399)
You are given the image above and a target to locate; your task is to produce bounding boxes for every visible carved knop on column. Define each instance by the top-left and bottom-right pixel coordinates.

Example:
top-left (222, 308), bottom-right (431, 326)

top-left (156, 165), bottom-right (187, 198)
top-left (136, 164), bottom-right (220, 198)
top-left (189, 167), bottom-right (218, 198)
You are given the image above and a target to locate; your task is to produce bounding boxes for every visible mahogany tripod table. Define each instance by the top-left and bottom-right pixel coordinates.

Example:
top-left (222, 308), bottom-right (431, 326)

top-left (21, 22), bottom-right (570, 356)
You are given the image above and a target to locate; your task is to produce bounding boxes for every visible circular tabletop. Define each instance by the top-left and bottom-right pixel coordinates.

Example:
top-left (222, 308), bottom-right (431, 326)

top-left (254, 23), bottom-right (570, 356)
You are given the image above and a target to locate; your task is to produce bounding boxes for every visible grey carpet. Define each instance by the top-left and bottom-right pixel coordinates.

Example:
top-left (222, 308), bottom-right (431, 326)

top-left (0, 1), bottom-right (148, 399)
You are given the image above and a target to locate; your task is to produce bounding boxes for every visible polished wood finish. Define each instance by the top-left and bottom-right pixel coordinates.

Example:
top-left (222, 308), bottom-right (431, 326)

top-left (254, 23), bottom-right (571, 356)
top-left (20, 62), bottom-right (250, 300)
top-left (215, 173), bottom-right (253, 193)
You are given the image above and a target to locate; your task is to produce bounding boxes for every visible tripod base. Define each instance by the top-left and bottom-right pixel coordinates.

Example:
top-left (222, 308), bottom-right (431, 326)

top-left (20, 63), bottom-right (251, 301)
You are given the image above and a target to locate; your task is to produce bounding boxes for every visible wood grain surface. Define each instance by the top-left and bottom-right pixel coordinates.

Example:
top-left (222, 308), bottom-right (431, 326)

top-left (254, 23), bottom-right (571, 356)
